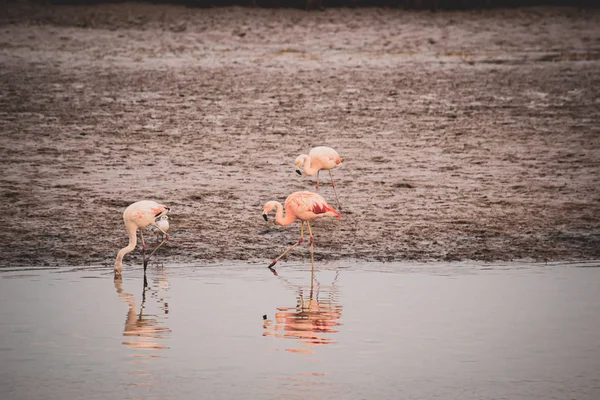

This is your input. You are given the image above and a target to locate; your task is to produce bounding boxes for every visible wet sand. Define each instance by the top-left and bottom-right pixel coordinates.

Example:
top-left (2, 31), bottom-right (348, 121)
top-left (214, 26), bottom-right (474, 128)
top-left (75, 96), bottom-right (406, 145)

top-left (0, 4), bottom-right (599, 268)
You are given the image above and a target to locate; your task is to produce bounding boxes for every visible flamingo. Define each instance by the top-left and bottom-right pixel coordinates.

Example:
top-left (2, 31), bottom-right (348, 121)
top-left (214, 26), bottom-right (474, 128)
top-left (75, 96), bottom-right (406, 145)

top-left (114, 200), bottom-right (170, 278)
top-left (295, 146), bottom-right (343, 210)
top-left (263, 191), bottom-right (341, 271)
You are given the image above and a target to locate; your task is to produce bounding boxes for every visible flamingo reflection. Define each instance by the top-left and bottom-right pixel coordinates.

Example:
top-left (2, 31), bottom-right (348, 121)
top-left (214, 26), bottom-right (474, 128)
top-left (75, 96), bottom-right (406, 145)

top-left (263, 268), bottom-right (342, 354)
top-left (114, 271), bottom-right (171, 357)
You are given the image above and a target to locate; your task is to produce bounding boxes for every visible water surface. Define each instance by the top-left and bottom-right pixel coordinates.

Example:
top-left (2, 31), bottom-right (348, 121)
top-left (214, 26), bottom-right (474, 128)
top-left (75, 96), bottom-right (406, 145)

top-left (1, 261), bottom-right (599, 400)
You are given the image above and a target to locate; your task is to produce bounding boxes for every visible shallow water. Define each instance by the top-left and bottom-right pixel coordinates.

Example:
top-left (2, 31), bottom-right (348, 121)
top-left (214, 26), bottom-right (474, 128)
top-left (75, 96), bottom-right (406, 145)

top-left (1, 261), bottom-right (599, 400)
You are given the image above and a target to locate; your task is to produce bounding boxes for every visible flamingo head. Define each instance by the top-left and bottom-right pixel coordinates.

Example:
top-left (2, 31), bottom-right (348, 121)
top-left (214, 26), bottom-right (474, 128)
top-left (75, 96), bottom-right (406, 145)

top-left (294, 155), bottom-right (306, 175)
top-left (262, 201), bottom-right (279, 221)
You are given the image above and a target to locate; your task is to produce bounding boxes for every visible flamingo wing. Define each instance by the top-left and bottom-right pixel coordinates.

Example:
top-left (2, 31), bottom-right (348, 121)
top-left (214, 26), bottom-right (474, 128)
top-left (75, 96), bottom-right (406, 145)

top-left (311, 201), bottom-right (336, 216)
top-left (307, 194), bottom-right (341, 219)
top-left (312, 147), bottom-right (341, 169)
top-left (151, 206), bottom-right (167, 218)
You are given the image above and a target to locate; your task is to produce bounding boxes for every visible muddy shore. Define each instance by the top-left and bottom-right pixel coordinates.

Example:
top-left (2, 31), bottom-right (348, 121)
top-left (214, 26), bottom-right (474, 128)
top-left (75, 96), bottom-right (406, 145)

top-left (1, 4), bottom-right (599, 269)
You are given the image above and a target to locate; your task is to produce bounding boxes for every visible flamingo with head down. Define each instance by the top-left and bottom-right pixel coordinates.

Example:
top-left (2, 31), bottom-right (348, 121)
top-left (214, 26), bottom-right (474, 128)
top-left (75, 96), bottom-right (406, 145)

top-left (263, 191), bottom-right (341, 271)
top-left (294, 146), bottom-right (343, 210)
top-left (114, 200), bottom-right (170, 278)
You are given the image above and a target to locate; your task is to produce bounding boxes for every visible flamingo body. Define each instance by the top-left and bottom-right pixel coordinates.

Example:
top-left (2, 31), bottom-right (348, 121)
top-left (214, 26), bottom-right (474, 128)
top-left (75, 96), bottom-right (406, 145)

top-left (294, 146), bottom-right (342, 177)
top-left (114, 200), bottom-right (170, 277)
top-left (263, 191), bottom-right (341, 226)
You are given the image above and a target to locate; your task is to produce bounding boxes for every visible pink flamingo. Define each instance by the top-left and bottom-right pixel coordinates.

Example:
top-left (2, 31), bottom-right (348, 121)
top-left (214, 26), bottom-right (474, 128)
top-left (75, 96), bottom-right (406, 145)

top-left (295, 146), bottom-right (343, 210)
top-left (263, 191), bottom-right (341, 270)
top-left (114, 200), bottom-right (170, 278)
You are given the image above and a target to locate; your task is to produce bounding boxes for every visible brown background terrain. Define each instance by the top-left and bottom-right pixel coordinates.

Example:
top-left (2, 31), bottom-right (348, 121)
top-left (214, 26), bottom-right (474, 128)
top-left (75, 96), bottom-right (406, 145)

top-left (0, 3), bottom-right (599, 269)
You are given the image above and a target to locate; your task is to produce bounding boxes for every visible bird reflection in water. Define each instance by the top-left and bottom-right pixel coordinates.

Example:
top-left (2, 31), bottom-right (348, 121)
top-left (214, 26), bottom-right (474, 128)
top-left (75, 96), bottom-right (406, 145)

top-left (263, 268), bottom-right (342, 354)
top-left (114, 270), bottom-right (171, 377)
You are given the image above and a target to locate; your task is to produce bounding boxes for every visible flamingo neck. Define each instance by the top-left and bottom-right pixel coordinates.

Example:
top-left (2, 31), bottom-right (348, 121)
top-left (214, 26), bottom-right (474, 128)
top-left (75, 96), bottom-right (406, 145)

top-left (274, 202), bottom-right (297, 226)
top-left (114, 224), bottom-right (138, 276)
top-left (301, 155), bottom-right (319, 176)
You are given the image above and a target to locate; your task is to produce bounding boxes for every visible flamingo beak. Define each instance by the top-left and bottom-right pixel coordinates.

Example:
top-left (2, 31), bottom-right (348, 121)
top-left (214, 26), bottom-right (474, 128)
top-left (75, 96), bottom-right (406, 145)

top-left (263, 214), bottom-right (268, 221)
top-left (295, 169), bottom-right (302, 175)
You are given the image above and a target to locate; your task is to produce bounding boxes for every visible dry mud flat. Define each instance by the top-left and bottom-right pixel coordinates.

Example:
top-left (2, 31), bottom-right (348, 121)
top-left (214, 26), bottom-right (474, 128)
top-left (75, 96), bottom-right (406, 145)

top-left (0, 4), bottom-right (599, 269)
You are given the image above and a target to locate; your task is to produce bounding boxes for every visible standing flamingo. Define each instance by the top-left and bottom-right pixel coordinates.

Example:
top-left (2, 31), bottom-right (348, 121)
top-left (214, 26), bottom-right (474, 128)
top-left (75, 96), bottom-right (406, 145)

top-left (295, 146), bottom-right (343, 210)
top-left (114, 200), bottom-right (170, 278)
top-left (263, 191), bottom-right (341, 271)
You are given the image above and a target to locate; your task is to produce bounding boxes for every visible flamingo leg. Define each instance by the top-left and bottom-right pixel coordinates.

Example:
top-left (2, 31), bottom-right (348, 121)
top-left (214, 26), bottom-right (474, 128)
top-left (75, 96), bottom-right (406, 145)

top-left (144, 223), bottom-right (170, 269)
top-left (146, 234), bottom-right (169, 262)
top-left (144, 239), bottom-right (167, 271)
top-left (315, 171), bottom-right (320, 190)
top-left (139, 229), bottom-right (147, 252)
top-left (155, 224), bottom-right (170, 242)
top-left (306, 221), bottom-right (315, 271)
top-left (329, 170), bottom-right (342, 211)
top-left (139, 230), bottom-right (148, 269)
top-left (268, 222), bottom-right (305, 269)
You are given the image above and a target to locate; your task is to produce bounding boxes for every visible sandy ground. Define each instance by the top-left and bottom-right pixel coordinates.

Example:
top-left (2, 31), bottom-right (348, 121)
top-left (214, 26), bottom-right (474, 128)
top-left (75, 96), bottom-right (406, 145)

top-left (0, 4), bottom-right (599, 270)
